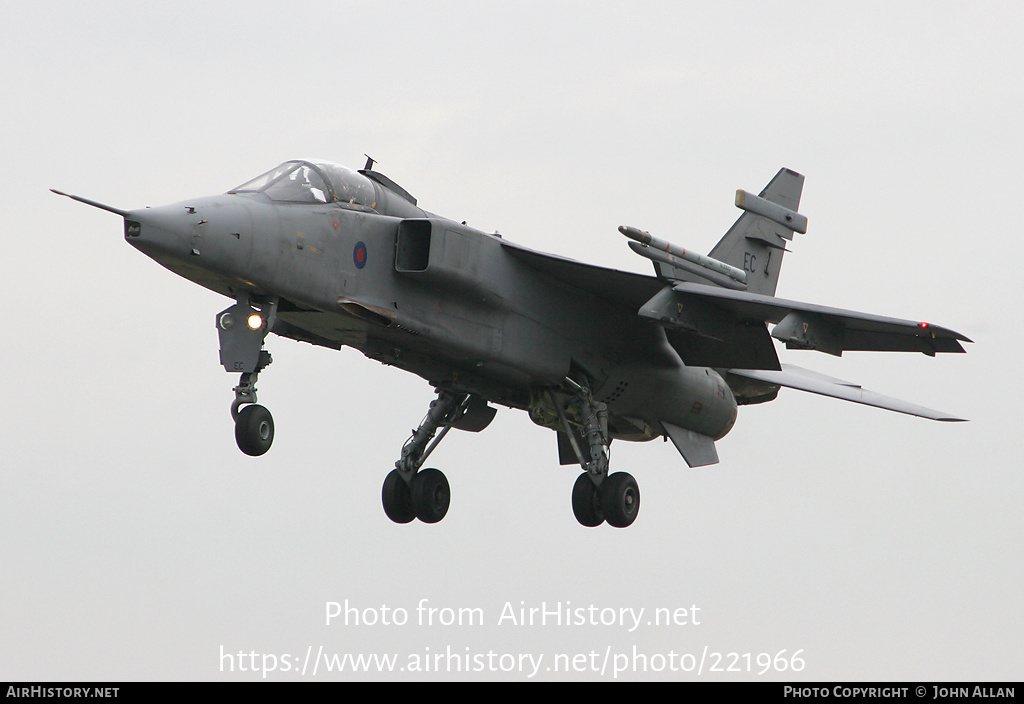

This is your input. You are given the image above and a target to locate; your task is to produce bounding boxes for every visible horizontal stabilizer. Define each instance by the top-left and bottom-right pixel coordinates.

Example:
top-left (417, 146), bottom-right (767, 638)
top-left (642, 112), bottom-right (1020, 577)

top-left (727, 364), bottom-right (967, 422)
top-left (663, 423), bottom-right (720, 467)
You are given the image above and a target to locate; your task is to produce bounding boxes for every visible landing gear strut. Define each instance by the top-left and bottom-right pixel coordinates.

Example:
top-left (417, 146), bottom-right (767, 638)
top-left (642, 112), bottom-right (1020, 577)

top-left (382, 389), bottom-right (470, 524)
top-left (218, 295), bottom-right (278, 456)
top-left (553, 378), bottom-right (640, 528)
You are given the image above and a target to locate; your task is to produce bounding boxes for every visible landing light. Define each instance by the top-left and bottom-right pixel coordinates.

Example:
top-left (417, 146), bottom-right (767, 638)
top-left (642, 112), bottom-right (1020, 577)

top-left (247, 314), bottom-right (263, 330)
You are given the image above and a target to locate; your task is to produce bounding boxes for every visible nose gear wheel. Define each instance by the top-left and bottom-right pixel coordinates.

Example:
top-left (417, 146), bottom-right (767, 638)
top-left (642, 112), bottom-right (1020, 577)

top-left (234, 404), bottom-right (274, 456)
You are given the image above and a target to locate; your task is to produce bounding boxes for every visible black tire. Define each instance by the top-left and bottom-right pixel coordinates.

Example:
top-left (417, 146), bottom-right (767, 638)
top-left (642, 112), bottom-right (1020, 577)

top-left (382, 469), bottom-right (415, 524)
top-left (571, 473), bottom-right (604, 527)
top-left (235, 404), bottom-right (274, 456)
top-left (411, 468), bottom-right (450, 524)
top-left (601, 472), bottom-right (640, 528)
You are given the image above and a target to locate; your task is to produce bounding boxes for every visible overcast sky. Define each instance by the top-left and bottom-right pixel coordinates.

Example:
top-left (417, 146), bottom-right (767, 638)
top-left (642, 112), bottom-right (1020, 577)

top-left (2, 1), bottom-right (1021, 681)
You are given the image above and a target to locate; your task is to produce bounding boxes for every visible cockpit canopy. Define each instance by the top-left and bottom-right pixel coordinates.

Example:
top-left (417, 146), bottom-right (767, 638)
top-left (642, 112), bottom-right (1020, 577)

top-left (230, 160), bottom-right (378, 209)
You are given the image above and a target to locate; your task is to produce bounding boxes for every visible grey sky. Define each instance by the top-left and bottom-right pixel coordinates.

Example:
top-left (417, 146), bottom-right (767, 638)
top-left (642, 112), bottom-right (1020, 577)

top-left (2, 1), bottom-right (1020, 681)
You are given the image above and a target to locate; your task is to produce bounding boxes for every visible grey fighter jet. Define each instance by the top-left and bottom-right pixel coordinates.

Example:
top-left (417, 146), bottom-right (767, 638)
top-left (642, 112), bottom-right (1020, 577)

top-left (53, 159), bottom-right (970, 528)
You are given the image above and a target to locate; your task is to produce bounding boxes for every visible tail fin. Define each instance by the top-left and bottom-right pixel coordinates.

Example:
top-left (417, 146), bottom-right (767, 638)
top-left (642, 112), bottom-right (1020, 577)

top-left (707, 168), bottom-right (805, 296)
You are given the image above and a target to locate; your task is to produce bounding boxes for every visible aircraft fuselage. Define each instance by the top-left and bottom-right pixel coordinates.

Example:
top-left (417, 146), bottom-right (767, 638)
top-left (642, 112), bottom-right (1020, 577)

top-left (55, 159), bottom-right (968, 527)
top-left (124, 191), bottom-right (738, 444)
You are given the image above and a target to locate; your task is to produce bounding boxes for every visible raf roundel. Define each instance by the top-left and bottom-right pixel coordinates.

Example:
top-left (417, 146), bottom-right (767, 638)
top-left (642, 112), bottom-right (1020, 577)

top-left (353, 241), bottom-right (367, 269)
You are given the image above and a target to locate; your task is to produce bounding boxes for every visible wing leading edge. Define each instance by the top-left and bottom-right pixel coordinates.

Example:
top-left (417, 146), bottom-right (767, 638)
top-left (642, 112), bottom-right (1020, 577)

top-left (500, 239), bottom-right (665, 311)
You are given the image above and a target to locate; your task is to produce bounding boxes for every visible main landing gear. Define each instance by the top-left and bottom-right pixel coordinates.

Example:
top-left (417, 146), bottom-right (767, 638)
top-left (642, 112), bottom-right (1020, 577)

top-left (379, 380), bottom-right (639, 528)
top-left (382, 389), bottom-right (471, 524)
top-left (218, 295), bottom-right (278, 456)
top-left (553, 379), bottom-right (640, 528)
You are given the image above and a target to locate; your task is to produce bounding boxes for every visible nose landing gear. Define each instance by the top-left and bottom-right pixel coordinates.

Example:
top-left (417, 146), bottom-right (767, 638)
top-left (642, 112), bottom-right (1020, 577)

top-left (218, 295), bottom-right (278, 456)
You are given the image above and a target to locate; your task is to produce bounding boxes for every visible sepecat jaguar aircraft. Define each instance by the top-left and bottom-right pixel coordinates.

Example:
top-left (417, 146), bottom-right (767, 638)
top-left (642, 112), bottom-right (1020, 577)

top-left (53, 158), bottom-right (970, 528)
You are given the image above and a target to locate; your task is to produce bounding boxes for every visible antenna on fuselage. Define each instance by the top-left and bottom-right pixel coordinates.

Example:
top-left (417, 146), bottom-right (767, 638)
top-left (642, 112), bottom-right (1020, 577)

top-left (363, 155), bottom-right (376, 171)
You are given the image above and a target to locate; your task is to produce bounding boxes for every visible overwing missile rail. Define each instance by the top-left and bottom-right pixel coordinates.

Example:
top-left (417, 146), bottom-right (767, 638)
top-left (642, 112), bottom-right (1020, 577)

top-left (619, 225), bottom-right (747, 285)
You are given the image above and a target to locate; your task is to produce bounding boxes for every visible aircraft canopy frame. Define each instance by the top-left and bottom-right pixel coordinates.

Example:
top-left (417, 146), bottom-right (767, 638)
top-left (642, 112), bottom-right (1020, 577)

top-left (230, 160), bottom-right (377, 211)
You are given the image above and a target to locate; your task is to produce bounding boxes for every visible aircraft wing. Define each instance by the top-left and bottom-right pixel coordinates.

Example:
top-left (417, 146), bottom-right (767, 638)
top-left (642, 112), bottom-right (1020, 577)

top-left (670, 282), bottom-right (971, 356)
top-left (727, 364), bottom-right (966, 421)
top-left (500, 240), bottom-right (665, 311)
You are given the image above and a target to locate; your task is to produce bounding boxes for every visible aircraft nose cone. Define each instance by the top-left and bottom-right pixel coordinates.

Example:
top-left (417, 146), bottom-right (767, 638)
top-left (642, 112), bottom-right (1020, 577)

top-left (122, 195), bottom-right (257, 291)
top-left (124, 203), bottom-right (200, 261)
